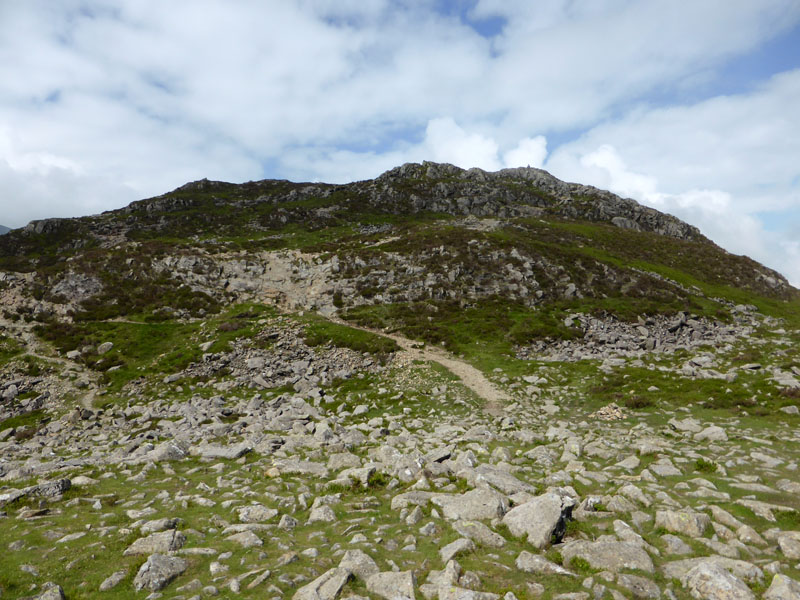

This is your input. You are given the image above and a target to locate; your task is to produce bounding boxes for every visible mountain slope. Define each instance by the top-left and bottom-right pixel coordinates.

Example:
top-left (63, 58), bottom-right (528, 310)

top-left (2, 163), bottom-right (800, 600)
top-left (0, 224), bottom-right (9, 235)
top-left (0, 161), bottom-right (794, 314)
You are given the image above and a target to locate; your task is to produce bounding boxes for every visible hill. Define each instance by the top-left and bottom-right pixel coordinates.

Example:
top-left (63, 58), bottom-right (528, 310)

top-left (0, 162), bottom-right (799, 600)
top-left (0, 224), bottom-right (10, 235)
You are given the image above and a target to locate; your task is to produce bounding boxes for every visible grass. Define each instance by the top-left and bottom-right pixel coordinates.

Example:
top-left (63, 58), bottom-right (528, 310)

top-left (343, 297), bottom-right (583, 372)
top-left (0, 334), bottom-right (23, 362)
top-left (0, 409), bottom-right (46, 432)
top-left (30, 303), bottom-right (277, 395)
top-left (302, 317), bottom-right (400, 357)
top-left (694, 458), bottom-right (717, 474)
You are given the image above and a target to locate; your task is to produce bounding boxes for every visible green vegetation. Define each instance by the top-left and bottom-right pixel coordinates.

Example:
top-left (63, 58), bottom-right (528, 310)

top-left (343, 297), bottom-right (582, 370)
top-left (694, 458), bottom-right (717, 473)
top-left (0, 409), bottom-right (46, 432)
top-left (303, 317), bottom-right (399, 356)
top-left (0, 334), bottom-right (23, 361)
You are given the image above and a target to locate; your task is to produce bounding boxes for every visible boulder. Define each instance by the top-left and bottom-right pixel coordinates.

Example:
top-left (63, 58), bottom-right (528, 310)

top-left (560, 540), bottom-right (654, 573)
top-left (238, 504), bottom-right (279, 523)
top-left (662, 557), bottom-right (763, 584)
top-left (339, 549), bottom-right (379, 580)
top-left (440, 538), bottom-right (475, 563)
top-left (432, 488), bottom-right (508, 521)
top-left (32, 479), bottom-right (71, 499)
top-left (191, 441), bottom-right (252, 460)
top-left (133, 554), bottom-right (188, 592)
top-left (123, 529), bottom-right (186, 556)
top-left (681, 562), bottom-right (754, 600)
top-left (452, 520), bottom-right (507, 548)
top-left (145, 442), bottom-right (187, 462)
top-left (33, 583), bottom-right (65, 600)
top-left (99, 570), bottom-right (128, 591)
top-left (654, 509), bottom-right (710, 537)
top-left (226, 530), bottom-right (263, 548)
top-left (438, 587), bottom-right (499, 600)
top-left (764, 574), bottom-right (800, 600)
top-left (778, 531), bottom-right (800, 559)
top-left (501, 491), bottom-right (575, 548)
top-left (515, 551), bottom-right (575, 576)
top-left (366, 571), bottom-right (416, 600)
top-left (616, 574), bottom-right (660, 599)
top-left (293, 567), bottom-right (351, 600)
top-left (694, 425), bottom-right (728, 442)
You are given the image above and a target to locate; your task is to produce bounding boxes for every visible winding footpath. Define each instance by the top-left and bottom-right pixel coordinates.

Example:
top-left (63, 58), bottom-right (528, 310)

top-left (334, 319), bottom-right (509, 416)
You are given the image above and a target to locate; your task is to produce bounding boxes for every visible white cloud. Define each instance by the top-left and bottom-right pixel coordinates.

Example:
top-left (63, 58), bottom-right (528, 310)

top-left (548, 132), bottom-right (800, 285)
top-left (504, 137), bottom-right (548, 169)
top-left (421, 117), bottom-right (501, 171)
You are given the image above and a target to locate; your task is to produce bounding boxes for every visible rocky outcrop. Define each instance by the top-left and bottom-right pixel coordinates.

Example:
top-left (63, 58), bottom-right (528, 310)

top-left (375, 162), bottom-right (704, 241)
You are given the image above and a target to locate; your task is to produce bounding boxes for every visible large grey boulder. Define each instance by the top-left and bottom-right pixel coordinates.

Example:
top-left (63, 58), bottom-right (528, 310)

top-left (123, 529), bottom-right (186, 556)
top-left (191, 441), bottom-right (252, 460)
top-left (366, 571), bottom-right (416, 600)
top-left (778, 531), bottom-right (800, 559)
top-left (616, 574), bottom-right (660, 599)
top-left (146, 442), bottom-right (187, 462)
top-left (470, 464), bottom-right (536, 495)
top-left (271, 458), bottom-right (329, 478)
top-left (432, 488), bottom-right (508, 521)
top-left (133, 554), bottom-right (188, 591)
top-left (694, 425), bottom-right (728, 442)
top-left (293, 567), bottom-right (351, 600)
top-left (238, 504), bottom-right (279, 522)
top-left (440, 538), bottom-right (475, 563)
top-left (438, 587), bottom-right (499, 600)
top-left (501, 491), bottom-right (575, 549)
top-left (308, 505), bottom-right (337, 523)
top-left (33, 583), bottom-right (65, 600)
top-left (662, 557), bottom-right (763, 584)
top-left (515, 550), bottom-right (575, 576)
top-left (680, 562), bottom-right (754, 600)
top-left (560, 540), bottom-right (654, 573)
top-left (339, 549), bottom-right (380, 580)
top-left (654, 509), bottom-right (710, 537)
top-left (99, 569), bottom-right (127, 591)
top-left (226, 530), bottom-right (263, 548)
top-left (31, 479), bottom-right (71, 499)
top-left (764, 574), bottom-right (800, 600)
top-left (453, 520), bottom-right (507, 548)
top-left (140, 517), bottom-right (180, 534)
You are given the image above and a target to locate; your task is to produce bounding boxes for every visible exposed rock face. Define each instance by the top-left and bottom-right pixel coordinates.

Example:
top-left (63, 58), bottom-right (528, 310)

top-left (375, 162), bottom-right (704, 241)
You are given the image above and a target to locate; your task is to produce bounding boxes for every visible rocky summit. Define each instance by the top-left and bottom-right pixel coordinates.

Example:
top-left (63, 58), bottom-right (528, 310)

top-left (1, 162), bottom-right (799, 600)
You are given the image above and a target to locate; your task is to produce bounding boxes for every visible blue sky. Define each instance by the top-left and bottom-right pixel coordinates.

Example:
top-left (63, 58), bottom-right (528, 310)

top-left (1, 1), bottom-right (800, 284)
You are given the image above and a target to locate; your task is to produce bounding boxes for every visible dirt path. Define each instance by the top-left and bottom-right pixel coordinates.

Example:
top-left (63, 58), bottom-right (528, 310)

top-left (334, 319), bottom-right (509, 416)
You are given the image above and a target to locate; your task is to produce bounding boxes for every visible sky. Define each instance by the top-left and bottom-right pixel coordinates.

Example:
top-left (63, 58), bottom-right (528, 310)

top-left (1, 1), bottom-right (800, 285)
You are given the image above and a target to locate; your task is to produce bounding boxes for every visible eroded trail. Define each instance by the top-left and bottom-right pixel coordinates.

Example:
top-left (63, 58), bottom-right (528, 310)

top-left (334, 319), bottom-right (509, 416)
